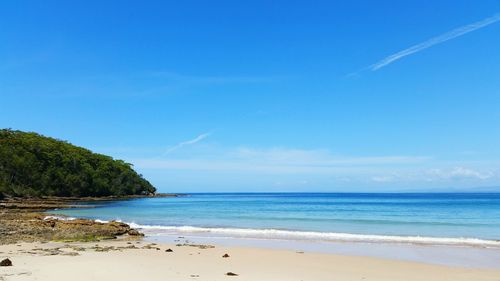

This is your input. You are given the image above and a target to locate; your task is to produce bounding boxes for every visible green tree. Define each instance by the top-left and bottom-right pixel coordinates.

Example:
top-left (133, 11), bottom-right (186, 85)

top-left (0, 129), bottom-right (156, 197)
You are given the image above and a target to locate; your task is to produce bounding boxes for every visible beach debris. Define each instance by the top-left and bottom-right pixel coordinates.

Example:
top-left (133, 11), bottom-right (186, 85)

top-left (93, 246), bottom-right (115, 252)
top-left (29, 248), bottom-right (65, 256)
top-left (296, 251), bottom-right (304, 254)
top-left (142, 244), bottom-right (161, 250)
top-left (190, 274), bottom-right (200, 278)
top-left (222, 253), bottom-right (230, 258)
top-left (60, 252), bottom-right (80, 256)
top-left (165, 248), bottom-right (174, 252)
top-left (226, 272), bottom-right (238, 276)
top-left (175, 243), bottom-right (215, 249)
top-left (0, 258), bottom-right (12, 266)
top-left (71, 246), bottom-right (86, 252)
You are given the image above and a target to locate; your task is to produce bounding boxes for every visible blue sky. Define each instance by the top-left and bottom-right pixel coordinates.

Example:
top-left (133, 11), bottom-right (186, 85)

top-left (1, 0), bottom-right (500, 192)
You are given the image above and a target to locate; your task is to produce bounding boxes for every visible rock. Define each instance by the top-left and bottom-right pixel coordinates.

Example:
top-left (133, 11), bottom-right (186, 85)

top-left (0, 258), bottom-right (12, 266)
top-left (127, 229), bottom-right (144, 236)
top-left (0, 198), bottom-right (146, 244)
top-left (222, 253), bottom-right (230, 258)
top-left (109, 221), bottom-right (129, 228)
top-left (165, 248), bottom-right (173, 252)
top-left (226, 272), bottom-right (238, 276)
top-left (45, 219), bottom-right (56, 228)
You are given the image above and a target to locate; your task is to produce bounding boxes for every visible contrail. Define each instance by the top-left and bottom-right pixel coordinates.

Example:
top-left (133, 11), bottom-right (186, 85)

top-left (165, 132), bottom-right (211, 154)
top-left (371, 13), bottom-right (500, 71)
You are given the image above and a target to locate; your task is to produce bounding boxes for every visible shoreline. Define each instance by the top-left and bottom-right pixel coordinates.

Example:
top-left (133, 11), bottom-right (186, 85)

top-left (2, 197), bottom-right (500, 280)
top-left (127, 223), bottom-right (500, 248)
top-left (2, 239), bottom-right (500, 281)
top-left (14, 212), bottom-right (500, 269)
top-left (144, 231), bottom-right (500, 269)
top-left (41, 196), bottom-right (500, 269)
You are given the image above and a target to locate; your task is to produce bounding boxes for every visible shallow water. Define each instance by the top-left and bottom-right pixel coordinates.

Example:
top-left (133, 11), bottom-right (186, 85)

top-left (50, 193), bottom-right (500, 267)
top-left (51, 193), bottom-right (500, 245)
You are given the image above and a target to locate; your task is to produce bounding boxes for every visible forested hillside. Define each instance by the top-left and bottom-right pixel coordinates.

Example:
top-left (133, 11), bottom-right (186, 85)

top-left (0, 129), bottom-right (156, 197)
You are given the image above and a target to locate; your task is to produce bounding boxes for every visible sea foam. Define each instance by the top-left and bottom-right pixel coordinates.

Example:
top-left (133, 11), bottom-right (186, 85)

top-left (126, 223), bottom-right (500, 248)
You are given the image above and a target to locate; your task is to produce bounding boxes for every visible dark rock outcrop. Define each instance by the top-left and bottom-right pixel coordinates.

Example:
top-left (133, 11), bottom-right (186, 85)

top-left (0, 209), bottom-right (144, 244)
top-left (0, 258), bottom-right (12, 266)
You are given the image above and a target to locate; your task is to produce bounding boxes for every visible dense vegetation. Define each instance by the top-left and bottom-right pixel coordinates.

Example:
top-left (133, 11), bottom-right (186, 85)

top-left (0, 129), bottom-right (156, 197)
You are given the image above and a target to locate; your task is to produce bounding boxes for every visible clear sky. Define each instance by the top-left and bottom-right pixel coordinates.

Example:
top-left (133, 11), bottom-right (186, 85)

top-left (1, 1), bottom-right (500, 192)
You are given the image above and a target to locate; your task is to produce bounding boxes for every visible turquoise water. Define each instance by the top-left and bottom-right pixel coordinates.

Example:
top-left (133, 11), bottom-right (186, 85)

top-left (51, 193), bottom-right (500, 245)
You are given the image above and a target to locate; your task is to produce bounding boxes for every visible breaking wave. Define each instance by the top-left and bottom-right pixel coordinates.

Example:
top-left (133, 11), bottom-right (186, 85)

top-left (126, 223), bottom-right (500, 248)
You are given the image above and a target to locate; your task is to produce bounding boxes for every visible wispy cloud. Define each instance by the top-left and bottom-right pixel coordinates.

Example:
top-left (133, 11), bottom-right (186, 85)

top-left (165, 132), bottom-right (211, 154)
top-left (126, 145), bottom-right (500, 189)
top-left (371, 175), bottom-right (396, 183)
top-left (427, 167), bottom-right (493, 180)
top-left (230, 147), bottom-right (429, 166)
top-left (371, 13), bottom-right (500, 71)
top-left (145, 146), bottom-right (430, 173)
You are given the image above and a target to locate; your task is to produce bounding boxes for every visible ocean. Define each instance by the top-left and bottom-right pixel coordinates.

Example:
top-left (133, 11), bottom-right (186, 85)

top-left (50, 193), bottom-right (500, 247)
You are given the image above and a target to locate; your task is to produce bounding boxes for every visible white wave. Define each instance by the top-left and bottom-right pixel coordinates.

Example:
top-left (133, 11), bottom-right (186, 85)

top-left (43, 216), bottom-right (110, 224)
top-left (127, 223), bottom-right (500, 248)
top-left (43, 215), bottom-right (76, 221)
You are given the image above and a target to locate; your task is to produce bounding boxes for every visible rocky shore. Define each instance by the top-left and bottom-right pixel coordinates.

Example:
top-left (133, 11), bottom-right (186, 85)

top-left (0, 195), bottom-right (179, 245)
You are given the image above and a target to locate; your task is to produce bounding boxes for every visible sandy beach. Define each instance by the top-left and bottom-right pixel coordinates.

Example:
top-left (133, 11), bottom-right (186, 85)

top-left (1, 239), bottom-right (499, 281)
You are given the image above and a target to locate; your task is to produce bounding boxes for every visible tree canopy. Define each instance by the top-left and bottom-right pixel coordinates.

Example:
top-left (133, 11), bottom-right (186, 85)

top-left (0, 129), bottom-right (156, 197)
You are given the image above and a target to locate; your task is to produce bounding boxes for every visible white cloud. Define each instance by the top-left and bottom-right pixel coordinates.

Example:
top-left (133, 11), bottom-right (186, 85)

top-left (165, 132), bottom-right (211, 154)
top-left (371, 13), bottom-right (500, 71)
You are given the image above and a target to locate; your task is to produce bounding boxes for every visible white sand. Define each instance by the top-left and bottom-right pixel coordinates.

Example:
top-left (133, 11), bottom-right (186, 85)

top-left (1, 240), bottom-right (499, 281)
